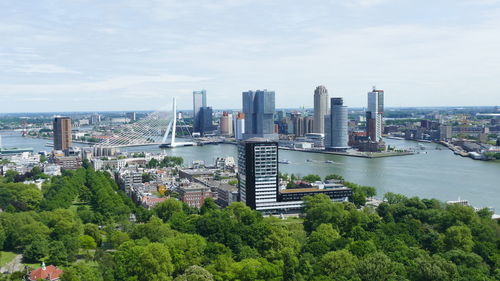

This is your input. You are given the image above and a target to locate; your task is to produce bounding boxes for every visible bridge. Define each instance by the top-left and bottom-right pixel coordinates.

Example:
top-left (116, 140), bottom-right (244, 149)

top-left (93, 98), bottom-right (196, 148)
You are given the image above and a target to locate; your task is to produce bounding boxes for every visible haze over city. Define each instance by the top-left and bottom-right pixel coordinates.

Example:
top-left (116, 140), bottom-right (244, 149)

top-left (1, 0), bottom-right (500, 112)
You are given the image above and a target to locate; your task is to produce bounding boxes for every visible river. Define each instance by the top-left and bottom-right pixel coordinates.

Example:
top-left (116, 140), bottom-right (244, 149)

top-left (1, 131), bottom-right (499, 211)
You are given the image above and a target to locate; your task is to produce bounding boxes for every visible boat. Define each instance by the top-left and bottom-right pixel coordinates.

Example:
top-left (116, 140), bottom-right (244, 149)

top-left (325, 160), bottom-right (335, 164)
top-left (278, 160), bottom-right (291, 164)
top-left (0, 147), bottom-right (34, 155)
top-left (45, 142), bottom-right (54, 147)
top-left (306, 159), bottom-right (313, 162)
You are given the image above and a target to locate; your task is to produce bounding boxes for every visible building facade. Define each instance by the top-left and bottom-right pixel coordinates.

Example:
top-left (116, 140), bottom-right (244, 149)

top-left (366, 87), bottom-right (384, 142)
top-left (314, 85), bottom-right (329, 134)
top-left (325, 98), bottom-right (348, 150)
top-left (234, 112), bottom-right (245, 140)
top-left (242, 90), bottom-right (277, 140)
top-left (53, 116), bottom-right (72, 151)
top-left (219, 112), bottom-right (233, 136)
top-left (238, 138), bottom-right (279, 210)
top-left (193, 89), bottom-right (207, 133)
top-left (197, 106), bottom-right (214, 135)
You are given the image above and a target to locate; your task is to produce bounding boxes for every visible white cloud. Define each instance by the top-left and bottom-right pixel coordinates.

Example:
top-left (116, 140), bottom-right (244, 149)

top-left (342, 0), bottom-right (390, 8)
top-left (11, 63), bottom-right (79, 74)
top-left (0, 74), bottom-right (211, 95)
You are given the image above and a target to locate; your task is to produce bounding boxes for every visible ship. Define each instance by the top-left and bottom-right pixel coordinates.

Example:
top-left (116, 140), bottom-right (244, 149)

top-left (0, 147), bottom-right (34, 155)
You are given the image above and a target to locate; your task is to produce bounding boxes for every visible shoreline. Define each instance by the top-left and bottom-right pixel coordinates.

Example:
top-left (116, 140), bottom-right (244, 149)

top-left (277, 147), bottom-right (414, 158)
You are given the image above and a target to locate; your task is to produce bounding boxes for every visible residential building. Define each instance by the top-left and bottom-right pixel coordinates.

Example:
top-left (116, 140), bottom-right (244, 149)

top-left (439, 125), bottom-right (453, 141)
top-left (366, 87), bottom-right (384, 142)
top-left (178, 183), bottom-right (214, 208)
top-left (28, 263), bottom-right (63, 281)
top-left (314, 85), bottom-right (329, 134)
top-left (242, 90), bottom-right (277, 140)
top-left (53, 116), bottom-right (72, 151)
top-left (215, 184), bottom-right (239, 208)
top-left (234, 112), bottom-right (245, 140)
top-left (304, 116), bottom-right (314, 134)
top-left (53, 156), bottom-right (82, 170)
top-left (219, 112), bottom-right (233, 136)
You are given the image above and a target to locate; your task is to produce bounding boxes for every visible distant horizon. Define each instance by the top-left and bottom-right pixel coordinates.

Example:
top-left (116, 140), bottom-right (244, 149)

top-left (2, 1), bottom-right (500, 112)
top-left (0, 105), bottom-right (499, 116)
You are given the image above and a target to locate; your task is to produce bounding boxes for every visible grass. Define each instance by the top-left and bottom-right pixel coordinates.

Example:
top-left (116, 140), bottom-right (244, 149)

top-left (0, 251), bottom-right (17, 267)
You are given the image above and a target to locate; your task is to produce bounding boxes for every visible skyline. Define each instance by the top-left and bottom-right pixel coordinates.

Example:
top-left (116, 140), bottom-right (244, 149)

top-left (2, 0), bottom-right (500, 112)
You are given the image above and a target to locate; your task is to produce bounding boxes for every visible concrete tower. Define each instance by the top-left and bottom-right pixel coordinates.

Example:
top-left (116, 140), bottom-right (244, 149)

top-left (242, 90), bottom-right (277, 140)
top-left (367, 87), bottom-right (384, 142)
top-left (53, 116), bottom-right (72, 151)
top-left (314, 85), bottom-right (329, 134)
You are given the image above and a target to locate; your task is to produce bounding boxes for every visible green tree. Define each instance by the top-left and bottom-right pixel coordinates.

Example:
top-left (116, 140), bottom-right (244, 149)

top-left (301, 174), bottom-right (322, 183)
top-left (356, 252), bottom-right (401, 281)
top-left (303, 223), bottom-right (339, 256)
top-left (444, 225), bottom-right (474, 251)
top-left (61, 262), bottom-right (103, 281)
top-left (324, 174), bottom-right (344, 181)
top-left (320, 250), bottom-right (358, 280)
top-left (174, 265), bottom-right (214, 281)
top-left (200, 198), bottom-right (218, 215)
top-left (408, 255), bottom-right (458, 281)
top-left (47, 241), bottom-right (69, 265)
top-left (23, 238), bottom-right (49, 262)
top-left (136, 243), bottom-right (174, 281)
top-left (154, 198), bottom-right (184, 222)
top-left (83, 224), bottom-right (102, 246)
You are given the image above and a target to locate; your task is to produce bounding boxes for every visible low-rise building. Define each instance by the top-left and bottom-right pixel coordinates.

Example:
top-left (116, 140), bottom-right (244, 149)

top-left (53, 156), bottom-right (82, 170)
top-left (28, 263), bottom-right (63, 281)
top-left (178, 183), bottom-right (214, 208)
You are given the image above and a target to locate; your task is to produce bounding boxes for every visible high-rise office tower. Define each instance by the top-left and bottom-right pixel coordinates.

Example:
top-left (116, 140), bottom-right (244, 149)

top-left (90, 114), bottom-right (101, 125)
top-left (291, 114), bottom-right (305, 137)
top-left (242, 90), bottom-right (277, 140)
top-left (53, 116), bottom-right (72, 151)
top-left (366, 87), bottom-right (384, 142)
top-left (304, 116), bottom-right (314, 134)
top-left (238, 138), bottom-right (278, 210)
top-left (219, 112), bottom-right (233, 136)
top-left (234, 112), bottom-right (245, 140)
top-left (193, 90), bottom-right (207, 132)
top-left (325, 98), bottom-right (348, 151)
top-left (197, 106), bottom-right (213, 135)
top-left (126, 112), bottom-right (136, 122)
top-left (314, 85), bottom-right (329, 134)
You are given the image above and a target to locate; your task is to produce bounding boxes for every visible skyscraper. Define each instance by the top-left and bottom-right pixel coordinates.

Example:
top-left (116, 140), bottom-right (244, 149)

top-left (314, 85), bottom-right (329, 134)
top-left (193, 90), bottom-right (207, 133)
top-left (234, 112), bottom-right (245, 140)
top-left (242, 90), bottom-right (277, 140)
top-left (219, 112), bottom-right (233, 136)
top-left (197, 106), bottom-right (214, 135)
top-left (366, 87), bottom-right (384, 142)
top-left (53, 116), bottom-right (72, 151)
top-left (238, 138), bottom-right (279, 210)
top-left (325, 98), bottom-right (348, 151)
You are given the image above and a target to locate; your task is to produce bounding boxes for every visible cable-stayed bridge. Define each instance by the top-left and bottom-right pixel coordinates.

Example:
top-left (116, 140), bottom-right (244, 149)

top-left (93, 98), bottom-right (196, 148)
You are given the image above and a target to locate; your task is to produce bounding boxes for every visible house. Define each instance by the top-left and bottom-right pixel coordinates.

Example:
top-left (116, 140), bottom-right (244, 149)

top-left (27, 263), bottom-right (63, 281)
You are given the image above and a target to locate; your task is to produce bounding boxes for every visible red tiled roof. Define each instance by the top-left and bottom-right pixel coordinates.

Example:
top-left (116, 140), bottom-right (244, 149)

top-left (29, 265), bottom-right (63, 281)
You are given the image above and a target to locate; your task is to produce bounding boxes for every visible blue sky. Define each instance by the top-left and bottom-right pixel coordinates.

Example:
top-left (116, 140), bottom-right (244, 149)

top-left (1, 0), bottom-right (500, 112)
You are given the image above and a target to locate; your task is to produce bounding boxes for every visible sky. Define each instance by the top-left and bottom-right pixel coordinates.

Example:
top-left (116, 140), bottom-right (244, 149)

top-left (1, 0), bottom-right (500, 112)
